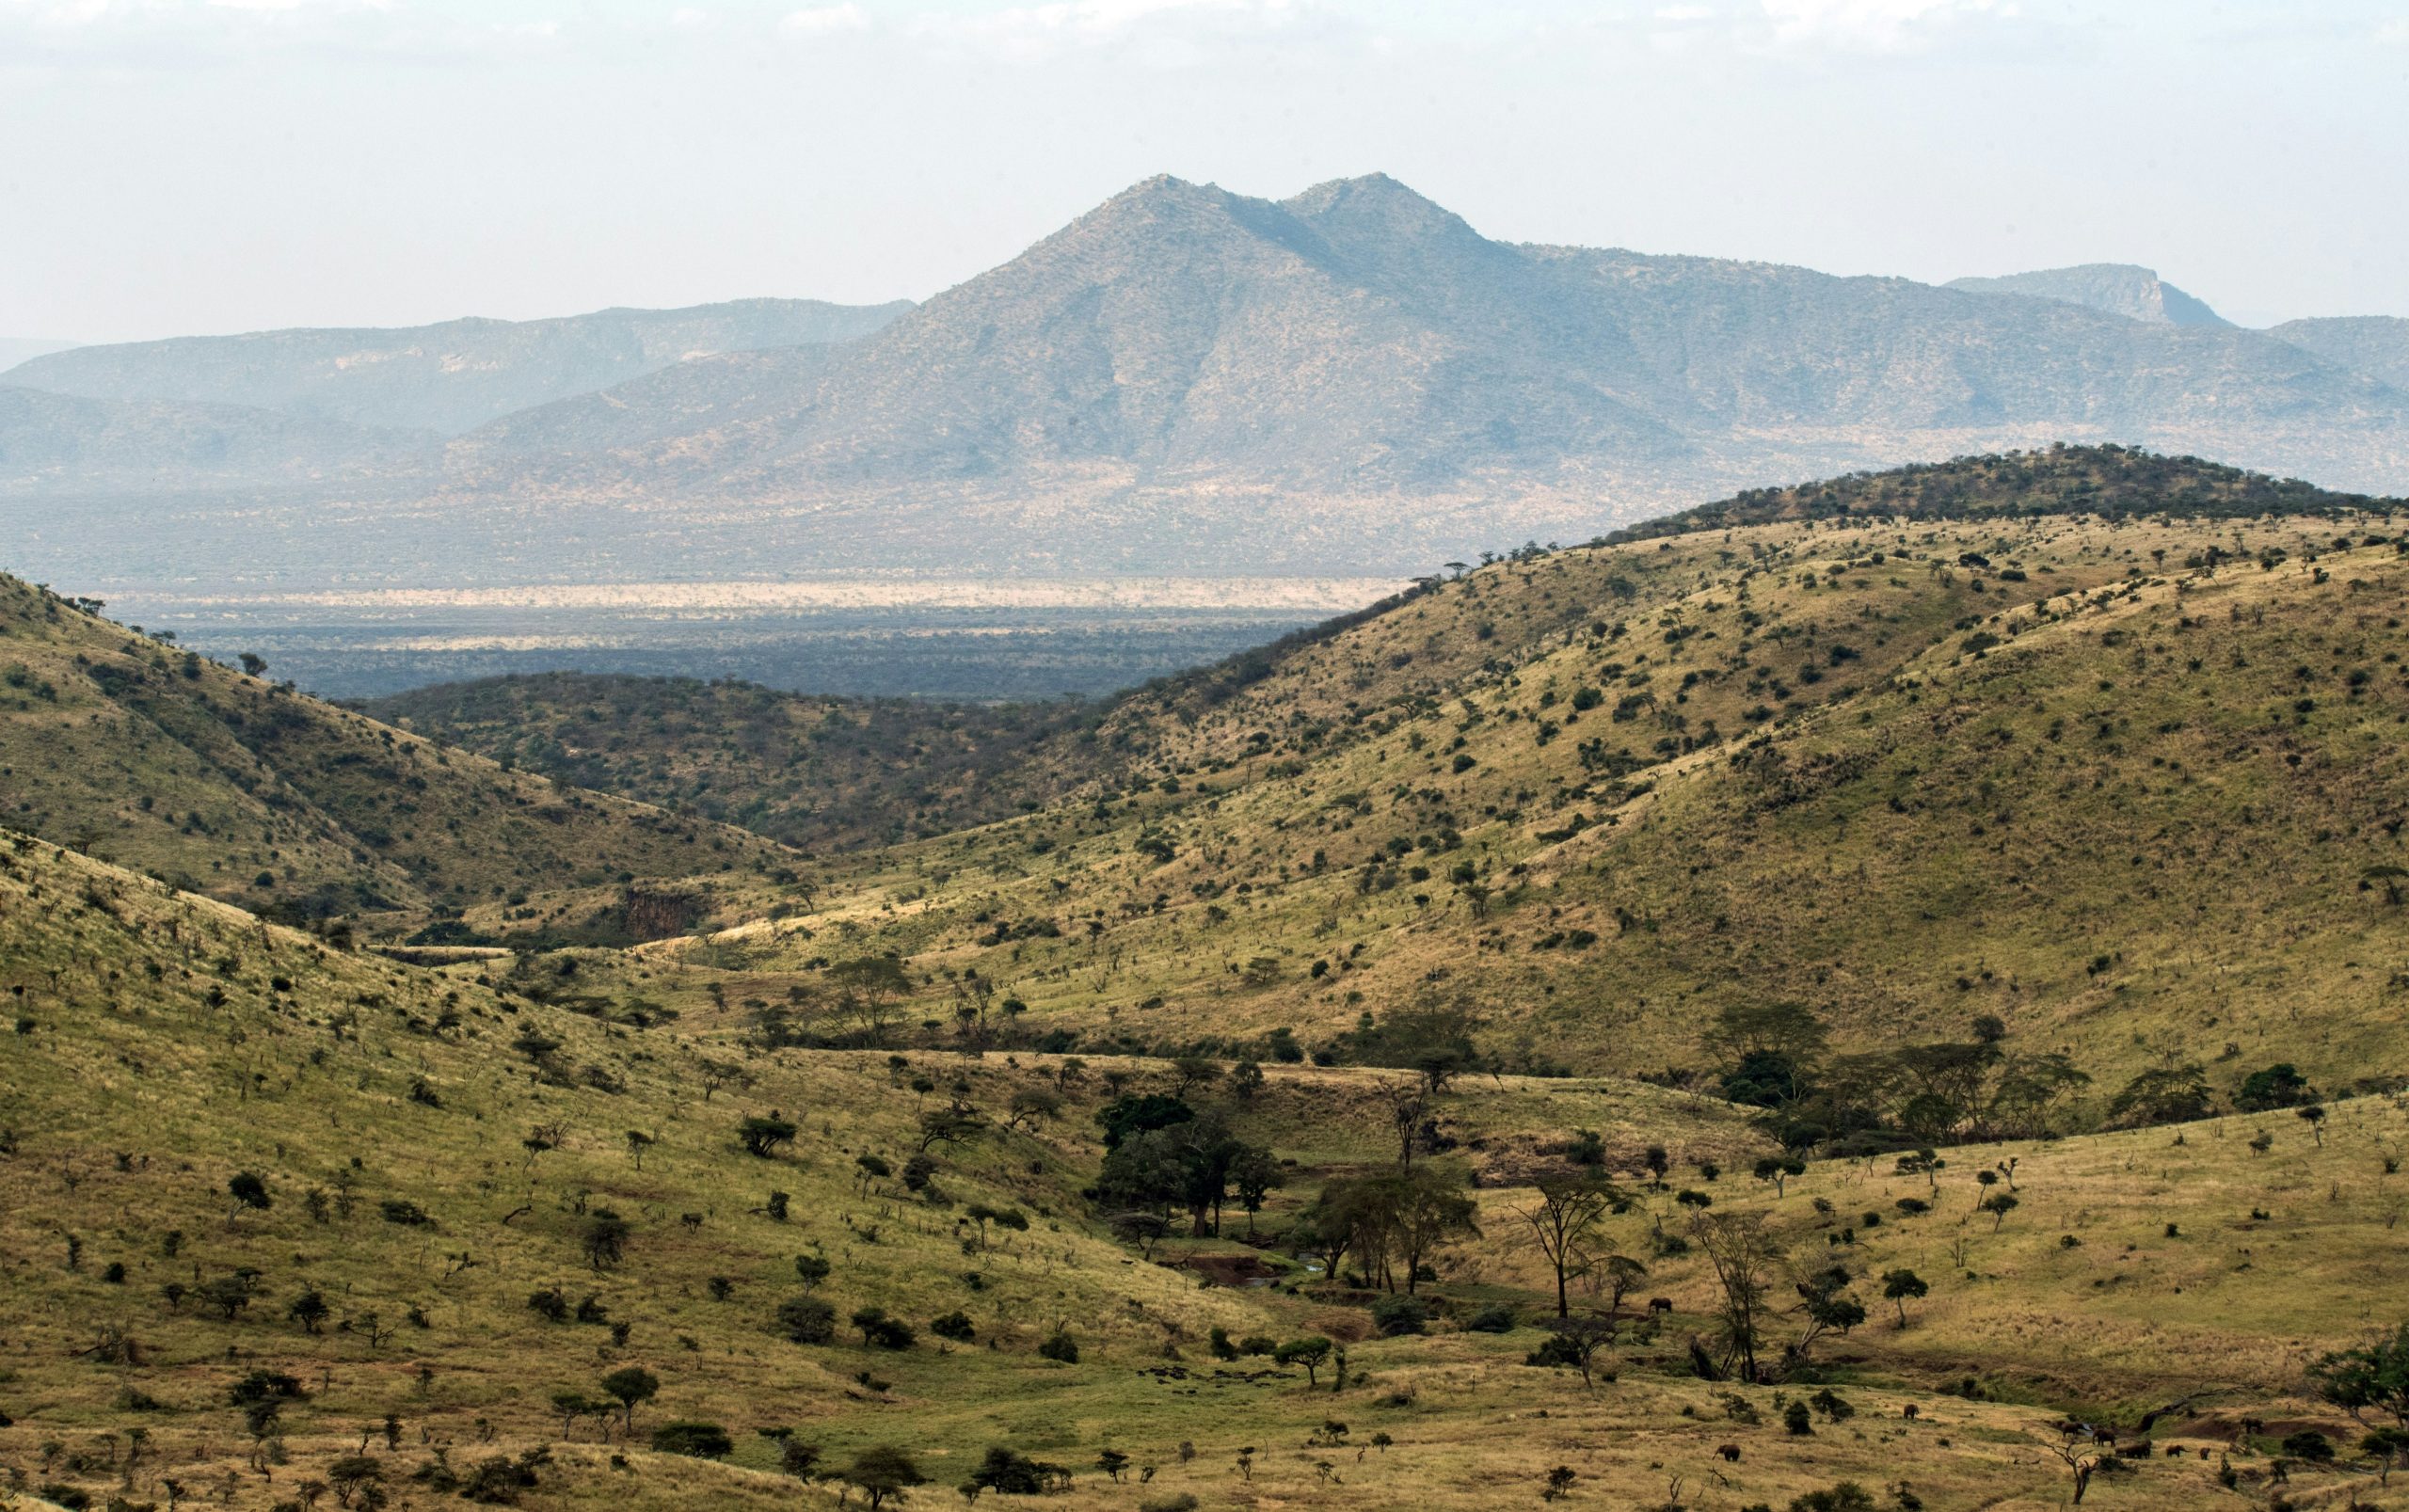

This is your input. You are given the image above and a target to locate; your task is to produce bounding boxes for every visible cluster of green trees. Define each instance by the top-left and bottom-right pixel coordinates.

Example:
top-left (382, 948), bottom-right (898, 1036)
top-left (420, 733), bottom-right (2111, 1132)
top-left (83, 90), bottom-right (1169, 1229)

top-left (1287, 1166), bottom-right (1481, 1296)
top-left (1089, 1095), bottom-right (1283, 1240)
top-left (1712, 1002), bottom-right (2328, 1141)
top-left (1713, 1003), bottom-right (2089, 1152)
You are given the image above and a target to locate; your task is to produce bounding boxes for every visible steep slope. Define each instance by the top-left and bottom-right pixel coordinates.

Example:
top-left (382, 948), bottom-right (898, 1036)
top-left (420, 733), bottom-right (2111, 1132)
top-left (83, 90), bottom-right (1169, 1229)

top-left (8, 297), bottom-right (913, 437)
top-left (0, 573), bottom-right (792, 918)
top-left (1947, 263), bottom-right (2232, 326)
top-left (2268, 313), bottom-right (2409, 393)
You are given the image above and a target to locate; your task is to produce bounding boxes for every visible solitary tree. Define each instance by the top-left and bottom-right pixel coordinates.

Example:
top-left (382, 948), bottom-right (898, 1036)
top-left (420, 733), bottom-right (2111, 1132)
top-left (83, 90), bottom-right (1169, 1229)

top-left (1230, 1145), bottom-right (1285, 1236)
top-left (1516, 1170), bottom-right (1620, 1317)
top-left (598, 1366), bottom-right (659, 1432)
top-left (1598, 1253), bottom-right (1649, 1316)
top-left (1752, 1155), bottom-right (1806, 1198)
top-left (2298, 1104), bottom-right (2329, 1147)
top-left (1274, 1336), bottom-right (1335, 1387)
top-left (2308, 1323), bottom-right (2409, 1425)
top-left (844, 1445), bottom-right (926, 1509)
top-left (287, 1288), bottom-right (330, 1334)
top-left (1378, 1165), bottom-right (1481, 1296)
top-left (1524, 1315), bottom-right (1617, 1391)
top-left (1691, 1210), bottom-right (1780, 1381)
top-left (1980, 1192), bottom-right (2020, 1232)
top-left (739, 1115), bottom-right (799, 1158)
top-left (1881, 1268), bottom-right (1929, 1329)
top-left (2362, 1426), bottom-right (2409, 1485)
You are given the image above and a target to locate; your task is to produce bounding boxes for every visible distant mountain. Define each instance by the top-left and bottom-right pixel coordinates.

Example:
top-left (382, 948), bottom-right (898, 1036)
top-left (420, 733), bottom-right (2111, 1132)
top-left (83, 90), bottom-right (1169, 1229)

top-left (442, 175), bottom-right (2408, 572)
top-left (0, 337), bottom-right (77, 373)
top-left (8, 176), bottom-right (2409, 594)
top-left (6, 297), bottom-right (911, 437)
top-left (2266, 315), bottom-right (2409, 393)
top-left (1946, 263), bottom-right (2232, 327)
top-left (0, 383), bottom-right (435, 487)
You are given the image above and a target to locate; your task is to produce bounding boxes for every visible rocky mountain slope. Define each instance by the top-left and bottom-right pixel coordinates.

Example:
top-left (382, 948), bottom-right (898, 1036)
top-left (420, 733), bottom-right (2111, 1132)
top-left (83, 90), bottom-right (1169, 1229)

top-left (2270, 314), bottom-right (2409, 394)
top-left (7, 178), bottom-right (2408, 593)
top-left (1946, 263), bottom-right (2232, 326)
top-left (432, 176), bottom-right (2409, 574)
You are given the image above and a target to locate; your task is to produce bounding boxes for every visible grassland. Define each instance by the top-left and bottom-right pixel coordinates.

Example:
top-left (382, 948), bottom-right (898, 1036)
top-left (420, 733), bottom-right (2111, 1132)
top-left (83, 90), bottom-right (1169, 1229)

top-left (7, 449), bottom-right (2409, 1511)
top-left (7, 832), bottom-right (2408, 1510)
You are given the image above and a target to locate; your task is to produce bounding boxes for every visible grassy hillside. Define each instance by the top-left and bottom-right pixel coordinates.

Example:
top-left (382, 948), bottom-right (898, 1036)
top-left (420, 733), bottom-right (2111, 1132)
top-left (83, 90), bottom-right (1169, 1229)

top-left (3, 831), bottom-right (2401, 1510)
top-left (362, 675), bottom-right (1096, 852)
top-left (604, 473), bottom-right (2409, 1117)
top-left (0, 574), bottom-right (792, 923)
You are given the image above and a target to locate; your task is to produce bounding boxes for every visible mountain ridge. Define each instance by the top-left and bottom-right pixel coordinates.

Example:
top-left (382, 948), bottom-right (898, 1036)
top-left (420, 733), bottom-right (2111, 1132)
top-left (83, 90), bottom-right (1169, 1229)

top-left (7, 296), bottom-right (914, 438)
top-left (1947, 262), bottom-right (2233, 327)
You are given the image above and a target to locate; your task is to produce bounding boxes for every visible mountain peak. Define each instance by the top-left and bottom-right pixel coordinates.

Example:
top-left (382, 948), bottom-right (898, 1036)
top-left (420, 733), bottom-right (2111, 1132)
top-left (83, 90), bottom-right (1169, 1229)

top-left (1947, 263), bottom-right (2231, 327)
top-left (1282, 172), bottom-right (1475, 237)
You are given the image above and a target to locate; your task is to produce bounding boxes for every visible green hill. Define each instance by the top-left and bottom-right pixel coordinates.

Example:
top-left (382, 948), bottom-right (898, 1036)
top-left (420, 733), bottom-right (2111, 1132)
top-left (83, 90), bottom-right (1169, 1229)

top-left (638, 453), bottom-right (2409, 1122)
top-left (0, 574), bottom-right (793, 923)
top-left (362, 674), bottom-right (1096, 853)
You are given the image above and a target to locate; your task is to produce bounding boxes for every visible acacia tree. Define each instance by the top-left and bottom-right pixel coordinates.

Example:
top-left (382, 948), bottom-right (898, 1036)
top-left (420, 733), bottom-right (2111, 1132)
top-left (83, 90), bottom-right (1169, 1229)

top-left (831, 958), bottom-right (912, 1048)
top-left (1375, 1166), bottom-right (1481, 1296)
top-left (1691, 1210), bottom-right (1781, 1382)
top-left (845, 1446), bottom-right (926, 1509)
top-left (1230, 1146), bottom-right (1284, 1236)
top-left (1881, 1268), bottom-right (1929, 1329)
top-left (598, 1366), bottom-right (658, 1433)
top-left (1597, 1253), bottom-right (1649, 1316)
top-left (1516, 1170), bottom-right (1621, 1317)
top-left (2309, 1323), bottom-right (2409, 1425)
top-left (739, 1115), bottom-right (798, 1158)
top-left (1526, 1314), bottom-right (1618, 1391)
top-left (1273, 1336), bottom-right (1334, 1387)
top-left (1752, 1155), bottom-right (1806, 1198)
top-left (1292, 1177), bottom-right (1384, 1284)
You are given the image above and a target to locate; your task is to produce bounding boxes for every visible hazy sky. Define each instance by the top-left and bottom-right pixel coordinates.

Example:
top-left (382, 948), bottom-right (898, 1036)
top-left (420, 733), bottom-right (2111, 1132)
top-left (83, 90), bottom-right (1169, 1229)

top-left (4, 0), bottom-right (2404, 342)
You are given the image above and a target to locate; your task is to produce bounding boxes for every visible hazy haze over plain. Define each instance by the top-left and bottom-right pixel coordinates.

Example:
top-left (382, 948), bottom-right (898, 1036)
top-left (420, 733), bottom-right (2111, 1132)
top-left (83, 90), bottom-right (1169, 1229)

top-left (4, 0), bottom-right (2405, 344)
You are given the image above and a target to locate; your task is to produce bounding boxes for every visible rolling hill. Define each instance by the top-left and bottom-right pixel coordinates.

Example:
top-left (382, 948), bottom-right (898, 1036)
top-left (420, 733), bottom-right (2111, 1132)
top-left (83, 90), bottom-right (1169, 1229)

top-left (0, 572), bottom-right (794, 922)
top-left (360, 672), bottom-right (1100, 852)
top-left (419, 449), bottom-right (2407, 1114)
top-left (2, 773), bottom-right (2400, 1509)
top-left (10, 449), bottom-right (2409, 1510)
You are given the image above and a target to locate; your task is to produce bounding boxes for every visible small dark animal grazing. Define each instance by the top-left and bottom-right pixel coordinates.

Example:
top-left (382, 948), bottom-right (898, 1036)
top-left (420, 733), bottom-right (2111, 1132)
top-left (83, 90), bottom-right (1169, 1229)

top-left (1648, 1297), bottom-right (1674, 1315)
top-left (1715, 1444), bottom-right (1740, 1463)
